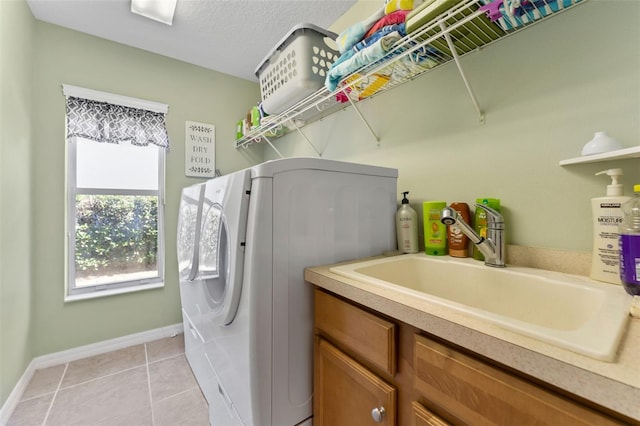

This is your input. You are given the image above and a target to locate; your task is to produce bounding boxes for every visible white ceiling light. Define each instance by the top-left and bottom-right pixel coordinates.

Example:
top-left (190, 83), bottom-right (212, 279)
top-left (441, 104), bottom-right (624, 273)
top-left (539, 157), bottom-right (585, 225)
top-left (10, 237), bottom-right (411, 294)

top-left (131, 0), bottom-right (177, 25)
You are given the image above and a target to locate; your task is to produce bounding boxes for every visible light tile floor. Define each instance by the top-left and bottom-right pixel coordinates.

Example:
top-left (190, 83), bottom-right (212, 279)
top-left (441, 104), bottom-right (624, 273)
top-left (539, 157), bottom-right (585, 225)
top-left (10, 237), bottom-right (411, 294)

top-left (8, 334), bottom-right (209, 426)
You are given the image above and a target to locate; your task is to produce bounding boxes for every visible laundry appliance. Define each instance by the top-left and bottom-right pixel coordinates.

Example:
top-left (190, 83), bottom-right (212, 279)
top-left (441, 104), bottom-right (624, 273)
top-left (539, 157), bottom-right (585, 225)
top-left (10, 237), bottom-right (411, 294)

top-left (177, 157), bottom-right (398, 425)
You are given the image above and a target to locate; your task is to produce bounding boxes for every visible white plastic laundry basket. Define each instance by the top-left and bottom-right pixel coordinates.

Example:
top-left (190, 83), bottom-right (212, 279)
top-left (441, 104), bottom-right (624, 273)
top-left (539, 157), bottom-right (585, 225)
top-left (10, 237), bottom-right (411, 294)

top-left (255, 24), bottom-right (338, 115)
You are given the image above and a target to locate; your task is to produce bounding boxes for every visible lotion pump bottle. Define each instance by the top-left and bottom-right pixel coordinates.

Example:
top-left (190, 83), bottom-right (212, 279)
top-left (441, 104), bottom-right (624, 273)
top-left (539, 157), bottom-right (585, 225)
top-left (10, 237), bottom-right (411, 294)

top-left (396, 191), bottom-right (418, 253)
top-left (591, 168), bottom-right (630, 284)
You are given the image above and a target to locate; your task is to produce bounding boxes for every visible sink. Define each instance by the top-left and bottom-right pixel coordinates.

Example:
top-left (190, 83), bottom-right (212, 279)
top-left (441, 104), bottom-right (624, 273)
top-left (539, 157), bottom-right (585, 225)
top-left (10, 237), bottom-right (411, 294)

top-left (330, 254), bottom-right (631, 361)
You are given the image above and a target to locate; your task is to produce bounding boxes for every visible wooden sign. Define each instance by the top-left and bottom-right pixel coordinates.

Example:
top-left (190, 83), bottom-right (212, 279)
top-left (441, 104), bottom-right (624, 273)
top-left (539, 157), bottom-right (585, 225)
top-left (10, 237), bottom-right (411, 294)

top-left (185, 121), bottom-right (215, 178)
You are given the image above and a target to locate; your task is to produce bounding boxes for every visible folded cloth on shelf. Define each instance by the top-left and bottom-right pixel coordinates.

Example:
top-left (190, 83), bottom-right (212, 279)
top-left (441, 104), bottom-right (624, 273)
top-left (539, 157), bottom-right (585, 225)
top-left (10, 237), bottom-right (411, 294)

top-left (342, 73), bottom-right (392, 100)
top-left (335, 7), bottom-right (386, 54)
top-left (393, 44), bottom-right (440, 77)
top-left (405, 0), bottom-right (464, 34)
top-left (384, 0), bottom-right (422, 15)
top-left (364, 9), bottom-right (410, 39)
top-left (325, 31), bottom-right (403, 91)
top-left (337, 42), bottom-right (440, 101)
top-left (479, 0), bottom-right (583, 30)
top-left (353, 23), bottom-right (406, 52)
top-left (391, 50), bottom-right (439, 83)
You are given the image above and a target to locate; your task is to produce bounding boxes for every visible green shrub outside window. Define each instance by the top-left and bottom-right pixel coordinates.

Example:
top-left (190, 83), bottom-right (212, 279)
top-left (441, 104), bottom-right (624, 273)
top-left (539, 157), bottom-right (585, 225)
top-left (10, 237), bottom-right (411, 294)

top-left (75, 195), bottom-right (158, 279)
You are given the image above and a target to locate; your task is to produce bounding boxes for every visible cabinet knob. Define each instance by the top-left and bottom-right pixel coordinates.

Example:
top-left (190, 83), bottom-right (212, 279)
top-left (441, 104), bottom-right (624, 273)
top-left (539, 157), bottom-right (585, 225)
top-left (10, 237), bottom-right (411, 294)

top-left (371, 406), bottom-right (386, 423)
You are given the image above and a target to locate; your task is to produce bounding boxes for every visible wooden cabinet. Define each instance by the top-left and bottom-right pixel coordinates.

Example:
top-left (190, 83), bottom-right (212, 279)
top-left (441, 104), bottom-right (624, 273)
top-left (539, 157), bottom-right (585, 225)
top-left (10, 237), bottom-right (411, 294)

top-left (411, 402), bottom-right (451, 426)
top-left (315, 288), bottom-right (397, 376)
top-left (314, 288), bottom-right (398, 425)
top-left (313, 288), bottom-right (630, 426)
top-left (413, 334), bottom-right (623, 426)
top-left (315, 337), bottom-right (397, 425)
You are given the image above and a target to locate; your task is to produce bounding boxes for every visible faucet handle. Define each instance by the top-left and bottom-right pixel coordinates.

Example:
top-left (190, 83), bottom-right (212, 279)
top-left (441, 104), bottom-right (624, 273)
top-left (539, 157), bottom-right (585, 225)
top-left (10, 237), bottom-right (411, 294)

top-left (475, 203), bottom-right (503, 224)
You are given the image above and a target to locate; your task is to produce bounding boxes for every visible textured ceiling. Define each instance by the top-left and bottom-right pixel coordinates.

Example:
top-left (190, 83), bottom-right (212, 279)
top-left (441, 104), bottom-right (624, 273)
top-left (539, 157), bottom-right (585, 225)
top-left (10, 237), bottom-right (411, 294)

top-left (26, 0), bottom-right (358, 82)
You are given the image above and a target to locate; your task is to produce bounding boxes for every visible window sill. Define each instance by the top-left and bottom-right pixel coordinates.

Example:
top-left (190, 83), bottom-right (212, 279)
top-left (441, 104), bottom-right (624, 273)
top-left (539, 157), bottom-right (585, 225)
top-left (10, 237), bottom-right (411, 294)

top-left (65, 281), bottom-right (164, 303)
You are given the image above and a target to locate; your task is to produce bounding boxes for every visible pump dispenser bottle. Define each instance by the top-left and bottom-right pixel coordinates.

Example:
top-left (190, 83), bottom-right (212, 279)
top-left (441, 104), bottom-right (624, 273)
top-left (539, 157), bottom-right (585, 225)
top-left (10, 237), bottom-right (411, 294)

top-left (396, 191), bottom-right (419, 253)
top-left (619, 185), bottom-right (640, 295)
top-left (591, 168), bottom-right (630, 284)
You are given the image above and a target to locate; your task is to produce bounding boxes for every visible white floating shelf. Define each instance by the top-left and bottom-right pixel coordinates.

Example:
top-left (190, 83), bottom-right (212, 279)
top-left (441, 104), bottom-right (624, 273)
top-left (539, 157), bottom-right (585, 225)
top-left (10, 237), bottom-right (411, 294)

top-left (559, 146), bottom-right (640, 166)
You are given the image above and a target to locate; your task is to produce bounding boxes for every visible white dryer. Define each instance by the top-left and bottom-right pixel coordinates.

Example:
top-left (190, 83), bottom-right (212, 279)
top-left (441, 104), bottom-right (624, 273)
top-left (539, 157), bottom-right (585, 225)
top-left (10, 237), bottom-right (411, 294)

top-left (178, 158), bottom-right (398, 425)
top-left (177, 170), bottom-right (251, 424)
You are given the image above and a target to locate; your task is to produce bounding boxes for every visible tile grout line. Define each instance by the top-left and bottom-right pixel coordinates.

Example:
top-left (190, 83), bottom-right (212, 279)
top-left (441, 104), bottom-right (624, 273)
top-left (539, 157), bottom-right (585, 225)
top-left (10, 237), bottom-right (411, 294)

top-left (145, 343), bottom-right (156, 426)
top-left (147, 351), bottom-right (185, 365)
top-left (54, 363), bottom-right (147, 391)
top-left (31, 344), bottom-right (152, 396)
top-left (152, 385), bottom-right (203, 405)
top-left (40, 362), bottom-right (69, 426)
top-left (14, 338), bottom-right (183, 425)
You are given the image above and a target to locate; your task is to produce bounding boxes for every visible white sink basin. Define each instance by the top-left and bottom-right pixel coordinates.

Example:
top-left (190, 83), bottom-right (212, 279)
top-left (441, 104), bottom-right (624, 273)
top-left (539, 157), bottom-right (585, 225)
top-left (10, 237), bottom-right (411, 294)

top-left (330, 254), bottom-right (631, 361)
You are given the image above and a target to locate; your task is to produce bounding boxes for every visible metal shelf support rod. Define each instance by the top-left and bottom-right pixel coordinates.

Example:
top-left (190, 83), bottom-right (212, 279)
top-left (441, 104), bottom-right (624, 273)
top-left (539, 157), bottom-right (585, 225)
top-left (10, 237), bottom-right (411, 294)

top-left (440, 21), bottom-right (485, 125)
top-left (347, 96), bottom-right (380, 146)
top-left (290, 120), bottom-right (322, 157)
top-left (261, 134), bottom-right (285, 159)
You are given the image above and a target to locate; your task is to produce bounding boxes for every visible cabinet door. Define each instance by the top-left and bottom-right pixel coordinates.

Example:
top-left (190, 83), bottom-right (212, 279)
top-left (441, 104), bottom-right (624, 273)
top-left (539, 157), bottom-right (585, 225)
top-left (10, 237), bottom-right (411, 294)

top-left (315, 337), bottom-right (396, 426)
top-left (411, 401), bottom-right (451, 426)
top-left (315, 289), bottom-right (397, 376)
top-left (414, 334), bottom-right (624, 425)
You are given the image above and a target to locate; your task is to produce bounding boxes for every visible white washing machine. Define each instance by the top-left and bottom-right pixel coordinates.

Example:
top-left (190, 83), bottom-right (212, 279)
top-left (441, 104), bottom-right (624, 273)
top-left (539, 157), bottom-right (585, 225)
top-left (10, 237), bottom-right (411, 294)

top-left (177, 158), bottom-right (398, 425)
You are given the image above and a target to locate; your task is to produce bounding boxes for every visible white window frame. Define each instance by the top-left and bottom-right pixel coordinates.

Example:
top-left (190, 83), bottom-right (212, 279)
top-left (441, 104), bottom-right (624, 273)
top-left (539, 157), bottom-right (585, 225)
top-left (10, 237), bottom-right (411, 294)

top-left (63, 85), bottom-right (168, 302)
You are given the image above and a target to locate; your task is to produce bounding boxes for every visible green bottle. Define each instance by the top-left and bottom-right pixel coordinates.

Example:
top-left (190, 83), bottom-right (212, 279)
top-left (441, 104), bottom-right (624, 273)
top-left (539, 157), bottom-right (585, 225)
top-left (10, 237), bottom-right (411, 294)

top-left (472, 198), bottom-right (501, 261)
top-left (423, 201), bottom-right (447, 256)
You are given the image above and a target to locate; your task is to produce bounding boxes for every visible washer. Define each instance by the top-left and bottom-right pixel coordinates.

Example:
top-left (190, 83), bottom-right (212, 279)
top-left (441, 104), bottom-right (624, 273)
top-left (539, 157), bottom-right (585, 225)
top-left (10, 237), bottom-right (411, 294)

top-left (178, 158), bottom-right (397, 425)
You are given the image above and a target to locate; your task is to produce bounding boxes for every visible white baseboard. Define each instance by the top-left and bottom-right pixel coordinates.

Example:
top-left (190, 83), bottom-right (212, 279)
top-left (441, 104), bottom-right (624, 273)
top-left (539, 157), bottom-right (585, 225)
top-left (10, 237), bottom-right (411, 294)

top-left (30, 323), bottom-right (183, 370)
top-left (0, 359), bottom-right (37, 426)
top-left (0, 323), bottom-right (183, 425)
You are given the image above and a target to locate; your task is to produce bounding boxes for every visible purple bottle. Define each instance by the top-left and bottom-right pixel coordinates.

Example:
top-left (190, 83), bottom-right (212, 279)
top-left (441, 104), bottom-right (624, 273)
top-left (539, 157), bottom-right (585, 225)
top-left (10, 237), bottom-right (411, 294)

top-left (619, 184), bottom-right (640, 295)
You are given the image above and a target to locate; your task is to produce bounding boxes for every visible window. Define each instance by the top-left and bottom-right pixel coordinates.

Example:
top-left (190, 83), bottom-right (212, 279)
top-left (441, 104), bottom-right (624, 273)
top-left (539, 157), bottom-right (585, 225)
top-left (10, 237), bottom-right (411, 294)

top-left (64, 85), bottom-right (169, 300)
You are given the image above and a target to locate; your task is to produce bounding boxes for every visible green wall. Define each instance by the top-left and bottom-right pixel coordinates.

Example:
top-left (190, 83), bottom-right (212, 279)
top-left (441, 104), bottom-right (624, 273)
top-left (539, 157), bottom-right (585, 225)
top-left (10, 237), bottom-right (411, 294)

top-left (1, 0), bottom-right (262, 407)
top-left (0, 0), bottom-right (36, 406)
top-left (29, 20), bottom-right (261, 357)
top-left (268, 0), bottom-right (640, 252)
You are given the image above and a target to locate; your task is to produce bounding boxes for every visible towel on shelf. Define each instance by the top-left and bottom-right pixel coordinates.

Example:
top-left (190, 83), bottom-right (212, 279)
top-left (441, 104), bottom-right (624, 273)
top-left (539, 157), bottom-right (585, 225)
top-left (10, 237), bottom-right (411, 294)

top-left (335, 7), bottom-right (386, 54)
top-left (325, 31), bottom-right (403, 91)
top-left (389, 44), bottom-right (440, 80)
top-left (336, 37), bottom-right (441, 101)
top-left (326, 0), bottom-right (446, 96)
top-left (384, 0), bottom-right (423, 15)
top-left (364, 9), bottom-right (411, 39)
top-left (353, 23), bottom-right (406, 52)
top-left (341, 73), bottom-right (392, 101)
top-left (479, 0), bottom-right (583, 30)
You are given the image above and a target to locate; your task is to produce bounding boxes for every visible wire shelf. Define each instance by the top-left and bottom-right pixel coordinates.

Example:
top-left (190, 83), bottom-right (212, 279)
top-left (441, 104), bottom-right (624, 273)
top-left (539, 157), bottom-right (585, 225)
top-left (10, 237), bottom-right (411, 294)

top-left (236, 0), bottom-right (587, 151)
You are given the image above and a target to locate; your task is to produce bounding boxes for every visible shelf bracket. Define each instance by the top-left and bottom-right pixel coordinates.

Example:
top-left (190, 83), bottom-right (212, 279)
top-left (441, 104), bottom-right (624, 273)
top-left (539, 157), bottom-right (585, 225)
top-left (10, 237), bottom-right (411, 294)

top-left (260, 134), bottom-right (285, 159)
top-left (440, 21), bottom-right (485, 125)
top-left (290, 119), bottom-right (322, 157)
top-left (347, 96), bottom-right (380, 146)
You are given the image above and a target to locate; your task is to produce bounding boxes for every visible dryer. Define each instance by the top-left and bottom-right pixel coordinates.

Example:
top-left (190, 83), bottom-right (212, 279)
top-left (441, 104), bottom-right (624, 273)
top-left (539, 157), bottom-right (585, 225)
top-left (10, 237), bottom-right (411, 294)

top-left (177, 158), bottom-right (398, 425)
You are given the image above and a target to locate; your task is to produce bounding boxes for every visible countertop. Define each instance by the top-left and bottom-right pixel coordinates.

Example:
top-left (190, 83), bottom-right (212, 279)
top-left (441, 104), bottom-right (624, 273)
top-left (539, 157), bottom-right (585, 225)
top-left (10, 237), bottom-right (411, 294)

top-left (305, 258), bottom-right (640, 422)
